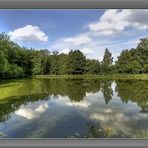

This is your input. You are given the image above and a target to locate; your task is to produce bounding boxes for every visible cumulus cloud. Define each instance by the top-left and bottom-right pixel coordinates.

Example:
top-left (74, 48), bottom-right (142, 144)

top-left (89, 10), bottom-right (148, 36)
top-left (64, 35), bottom-right (91, 45)
top-left (15, 102), bottom-right (49, 120)
top-left (48, 10), bottom-right (148, 61)
top-left (49, 35), bottom-right (94, 57)
top-left (59, 48), bottom-right (70, 54)
top-left (8, 25), bottom-right (48, 42)
top-left (49, 33), bottom-right (142, 61)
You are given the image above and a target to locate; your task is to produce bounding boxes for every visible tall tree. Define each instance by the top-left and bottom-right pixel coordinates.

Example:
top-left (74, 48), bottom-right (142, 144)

top-left (137, 37), bottom-right (148, 73)
top-left (67, 50), bottom-right (86, 74)
top-left (101, 48), bottom-right (113, 73)
top-left (50, 52), bottom-right (60, 74)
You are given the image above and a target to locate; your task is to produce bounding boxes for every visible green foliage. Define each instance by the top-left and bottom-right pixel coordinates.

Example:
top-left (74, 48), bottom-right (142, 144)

top-left (6, 64), bottom-right (24, 78)
top-left (67, 50), bottom-right (86, 74)
top-left (0, 78), bottom-right (101, 122)
top-left (143, 64), bottom-right (148, 73)
top-left (101, 80), bottom-right (113, 104)
top-left (86, 59), bottom-right (101, 74)
top-left (50, 53), bottom-right (60, 74)
top-left (115, 80), bottom-right (148, 113)
top-left (0, 50), bottom-right (9, 78)
top-left (116, 37), bottom-right (148, 74)
top-left (44, 57), bottom-right (51, 75)
top-left (58, 53), bottom-right (69, 74)
top-left (0, 33), bottom-right (26, 78)
top-left (0, 32), bottom-right (148, 79)
top-left (101, 48), bottom-right (113, 74)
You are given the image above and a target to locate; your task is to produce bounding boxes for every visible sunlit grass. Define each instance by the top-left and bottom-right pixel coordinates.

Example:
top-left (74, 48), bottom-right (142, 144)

top-left (34, 74), bottom-right (148, 80)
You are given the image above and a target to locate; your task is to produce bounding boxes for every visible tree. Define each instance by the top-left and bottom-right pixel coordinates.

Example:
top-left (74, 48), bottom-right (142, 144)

top-left (50, 53), bottom-right (60, 74)
top-left (137, 37), bottom-right (148, 73)
top-left (67, 50), bottom-right (86, 74)
top-left (116, 49), bottom-right (143, 74)
top-left (86, 59), bottom-right (101, 74)
top-left (115, 37), bottom-right (148, 74)
top-left (0, 50), bottom-right (9, 78)
top-left (58, 53), bottom-right (69, 74)
top-left (30, 51), bottom-right (43, 75)
top-left (6, 64), bottom-right (24, 78)
top-left (101, 48), bottom-right (113, 73)
top-left (0, 32), bottom-right (148, 79)
top-left (44, 56), bottom-right (51, 74)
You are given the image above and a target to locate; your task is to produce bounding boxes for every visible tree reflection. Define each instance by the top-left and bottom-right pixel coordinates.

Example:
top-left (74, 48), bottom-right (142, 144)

top-left (64, 123), bottom-right (113, 138)
top-left (0, 94), bottom-right (49, 123)
top-left (31, 79), bottom-right (101, 102)
top-left (0, 79), bottom-right (101, 123)
top-left (101, 80), bottom-right (113, 104)
top-left (87, 124), bottom-right (112, 138)
top-left (115, 80), bottom-right (148, 113)
top-left (0, 78), bottom-right (148, 124)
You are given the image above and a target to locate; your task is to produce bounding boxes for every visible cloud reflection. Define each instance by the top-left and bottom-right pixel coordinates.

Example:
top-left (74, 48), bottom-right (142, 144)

top-left (15, 102), bottom-right (48, 120)
top-left (66, 100), bottom-right (91, 108)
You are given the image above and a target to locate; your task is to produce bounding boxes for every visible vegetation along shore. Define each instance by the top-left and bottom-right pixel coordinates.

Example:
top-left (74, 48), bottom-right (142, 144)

top-left (0, 33), bottom-right (148, 79)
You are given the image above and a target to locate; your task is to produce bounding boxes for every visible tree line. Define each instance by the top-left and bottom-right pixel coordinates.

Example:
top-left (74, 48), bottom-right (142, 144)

top-left (0, 33), bottom-right (148, 79)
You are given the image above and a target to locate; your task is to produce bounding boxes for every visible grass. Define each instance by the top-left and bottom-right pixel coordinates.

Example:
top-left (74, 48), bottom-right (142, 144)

top-left (33, 74), bottom-right (148, 80)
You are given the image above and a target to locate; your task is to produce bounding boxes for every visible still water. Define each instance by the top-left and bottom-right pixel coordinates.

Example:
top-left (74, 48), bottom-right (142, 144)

top-left (0, 78), bottom-right (148, 138)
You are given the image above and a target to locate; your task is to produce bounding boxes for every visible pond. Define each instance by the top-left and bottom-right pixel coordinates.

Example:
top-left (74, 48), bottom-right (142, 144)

top-left (0, 78), bottom-right (148, 138)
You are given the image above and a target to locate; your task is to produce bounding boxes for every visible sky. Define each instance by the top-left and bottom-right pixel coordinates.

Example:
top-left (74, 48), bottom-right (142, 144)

top-left (0, 9), bottom-right (148, 61)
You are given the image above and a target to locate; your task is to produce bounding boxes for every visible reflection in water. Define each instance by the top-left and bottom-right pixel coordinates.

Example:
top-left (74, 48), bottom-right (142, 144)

top-left (87, 124), bottom-right (112, 138)
top-left (66, 100), bottom-right (90, 108)
top-left (0, 94), bottom-right (48, 123)
top-left (0, 79), bottom-right (100, 123)
top-left (15, 101), bottom-right (49, 120)
top-left (0, 78), bottom-right (148, 138)
top-left (115, 80), bottom-right (148, 113)
top-left (101, 80), bottom-right (113, 105)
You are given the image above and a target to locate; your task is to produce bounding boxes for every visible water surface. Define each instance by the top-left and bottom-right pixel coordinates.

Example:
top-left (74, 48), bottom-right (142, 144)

top-left (0, 78), bottom-right (148, 138)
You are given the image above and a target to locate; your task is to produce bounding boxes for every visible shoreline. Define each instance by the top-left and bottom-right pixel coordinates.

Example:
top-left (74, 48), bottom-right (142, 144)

top-left (1, 74), bottom-right (148, 81)
top-left (33, 74), bottom-right (148, 80)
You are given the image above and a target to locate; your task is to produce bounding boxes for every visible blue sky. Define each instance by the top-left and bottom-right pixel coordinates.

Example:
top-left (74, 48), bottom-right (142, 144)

top-left (0, 9), bottom-right (148, 61)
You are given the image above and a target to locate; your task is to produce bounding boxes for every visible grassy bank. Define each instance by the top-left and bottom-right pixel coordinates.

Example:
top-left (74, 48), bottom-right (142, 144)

top-left (33, 74), bottom-right (148, 80)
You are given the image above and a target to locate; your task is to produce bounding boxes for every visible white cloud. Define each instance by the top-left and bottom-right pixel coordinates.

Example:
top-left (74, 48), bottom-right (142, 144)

top-left (49, 32), bottom-right (143, 61)
top-left (64, 35), bottom-right (91, 45)
top-left (8, 25), bottom-right (48, 42)
top-left (15, 102), bottom-right (49, 120)
top-left (48, 10), bottom-right (148, 61)
top-left (49, 35), bottom-right (94, 57)
top-left (59, 48), bottom-right (70, 54)
top-left (80, 48), bottom-right (93, 55)
top-left (89, 10), bottom-right (148, 36)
